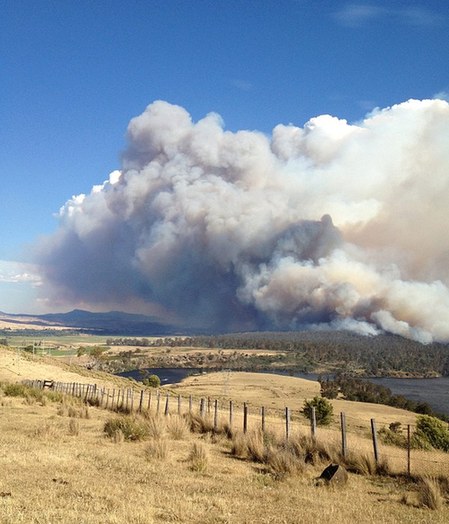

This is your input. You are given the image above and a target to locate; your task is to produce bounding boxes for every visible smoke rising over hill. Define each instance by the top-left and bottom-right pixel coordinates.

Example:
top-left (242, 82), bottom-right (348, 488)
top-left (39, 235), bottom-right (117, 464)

top-left (35, 99), bottom-right (449, 342)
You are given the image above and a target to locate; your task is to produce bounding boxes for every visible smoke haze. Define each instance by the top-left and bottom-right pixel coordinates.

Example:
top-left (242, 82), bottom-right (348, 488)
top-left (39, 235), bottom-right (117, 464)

top-left (35, 99), bottom-right (449, 342)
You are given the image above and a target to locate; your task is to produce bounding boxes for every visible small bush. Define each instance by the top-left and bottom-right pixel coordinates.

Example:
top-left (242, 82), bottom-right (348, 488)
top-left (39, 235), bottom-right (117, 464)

top-left (143, 375), bottom-right (161, 388)
top-left (378, 426), bottom-right (407, 448)
top-left (44, 390), bottom-right (63, 403)
top-left (104, 416), bottom-right (150, 442)
top-left (414, 415), bottom-right (449, 452)
top-left (189, 442), bottom-right (209, 472)
top-left (302, 396), bottom-right (333, 426)
top-left (3, 383), bottom-right (28, 397)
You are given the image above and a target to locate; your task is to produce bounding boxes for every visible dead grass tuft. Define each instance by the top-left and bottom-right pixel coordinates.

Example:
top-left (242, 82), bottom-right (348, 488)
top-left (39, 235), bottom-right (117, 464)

top-left (265, 445), bottom-right (304, 480)
top-left (189, 441), bottom-right (209, 472)
top-left (418, 476), bottom-right (444, 510)
top-left (144, 438), bottom-right (168, 460)
top-left (246, 430), bottom-right (267, 463)
top-left (166, 415), bottom-right (189, 440)
top-left (68, 419), bottom-right (80, 436)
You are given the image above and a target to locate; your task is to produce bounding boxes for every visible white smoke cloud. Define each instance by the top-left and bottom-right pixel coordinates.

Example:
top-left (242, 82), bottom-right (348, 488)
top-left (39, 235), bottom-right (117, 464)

top-left (35, 98), bottom-right (449, 342)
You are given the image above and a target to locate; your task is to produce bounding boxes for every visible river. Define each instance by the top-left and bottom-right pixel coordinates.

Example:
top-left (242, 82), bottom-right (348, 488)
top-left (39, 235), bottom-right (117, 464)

top-left (117, 368), bottom-right (449, 416)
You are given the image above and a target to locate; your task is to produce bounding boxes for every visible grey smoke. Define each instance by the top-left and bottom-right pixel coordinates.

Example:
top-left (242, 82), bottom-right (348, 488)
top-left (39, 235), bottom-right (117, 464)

top-left (35, 99), bottom-right (449, 342)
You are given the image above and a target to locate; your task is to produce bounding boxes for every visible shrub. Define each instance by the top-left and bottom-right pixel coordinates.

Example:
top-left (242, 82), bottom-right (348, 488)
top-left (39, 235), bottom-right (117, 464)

top-left (3, 383), bottom-right (28, 397)
top-left (302, 396), bottom-right (333, 425)
top-left (104, 415), bottom-right (150, 441)
top-left (143, 375), bottom-right (161, 388)
top-left (378, 426), bottom-right (407, 448)
top-left (414, 415), bottom-right (449, 452)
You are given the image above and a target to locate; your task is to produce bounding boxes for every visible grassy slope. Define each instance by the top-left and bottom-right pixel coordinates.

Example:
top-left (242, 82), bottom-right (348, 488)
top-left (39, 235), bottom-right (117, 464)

top-left (0, 346), bottom-right (448, 523)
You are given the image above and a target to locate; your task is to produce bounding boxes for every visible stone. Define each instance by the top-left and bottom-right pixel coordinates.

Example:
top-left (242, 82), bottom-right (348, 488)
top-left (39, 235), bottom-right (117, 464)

top-left (319, 463), bottom-right (348, 485)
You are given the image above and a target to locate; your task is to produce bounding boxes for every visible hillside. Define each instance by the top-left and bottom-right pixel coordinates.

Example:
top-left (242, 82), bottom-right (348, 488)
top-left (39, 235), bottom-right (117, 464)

top-left (0, 310), bottom-right (175, 335)
top-left (0, 346), bottom-right (448, 523)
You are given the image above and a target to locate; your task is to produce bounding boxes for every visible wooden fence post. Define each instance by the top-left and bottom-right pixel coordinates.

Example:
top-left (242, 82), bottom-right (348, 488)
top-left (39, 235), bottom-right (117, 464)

top-left (407, 424), bottom-right (411, 477)
top-left (200, 398), bottom-right (205, 418)
top-left (164, 393), bottom-right (169, 416)
top-left (311, 407), bottom-right (317, 440)
top-left (285, 407), bottom-right (290, 440)
top-left (340, 412), bottom-right (347, 459)
top-left (147, 391), bottom-right (152, 412)
top-left (130, 389), bottom-right (134, 412)
top-left (178, 395), bottom-right (181, 415)
top-left (229, 400), bottom-right (233, 428)
top-left (105, 389), bottom-right (110, 410)
top-left (214, 399), bottom-right (218, 432)
top-left (125, 389), bottom-right (130, 412)
top-left (261, 406), bottom-right (265, 433)
top-left (370, 418), bottom-right (379, 465)
top-left (156, 391), bottom-right (161, 415)
top-left (243, 402), bottom-right (248, 434)
top-left (189, 395), bottom-right (192, 414)
top-left (139, 390), bottom-right (144, 413)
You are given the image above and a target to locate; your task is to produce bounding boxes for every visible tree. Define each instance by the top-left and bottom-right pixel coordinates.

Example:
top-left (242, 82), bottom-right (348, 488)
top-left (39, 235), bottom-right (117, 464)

top-left (143, 374), bottom-right (161, 388)
top-left (302, 396), bottom-right (333, 425)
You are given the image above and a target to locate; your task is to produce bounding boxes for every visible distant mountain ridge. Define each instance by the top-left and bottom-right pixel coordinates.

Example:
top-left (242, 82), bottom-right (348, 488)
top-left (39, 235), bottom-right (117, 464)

top-left (0, 309), bottom-right (177, 335)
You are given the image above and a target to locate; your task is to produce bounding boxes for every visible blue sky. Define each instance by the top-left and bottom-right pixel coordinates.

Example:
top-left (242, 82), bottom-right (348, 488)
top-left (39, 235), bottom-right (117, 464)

top-left (1, 0), bottom-right (449, 316)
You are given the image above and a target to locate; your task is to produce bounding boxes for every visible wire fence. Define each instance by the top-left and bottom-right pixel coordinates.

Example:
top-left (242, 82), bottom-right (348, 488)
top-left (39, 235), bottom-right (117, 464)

top-left (23, 378), bottom-right (449, 477)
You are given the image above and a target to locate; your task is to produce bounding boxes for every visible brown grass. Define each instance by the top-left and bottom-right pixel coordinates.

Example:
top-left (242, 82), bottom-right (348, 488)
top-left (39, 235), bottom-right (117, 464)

top-left (418, 476), bottom-right (444, 510)
top-left (1, 350), bottom-right (449, 523)
top-left (144, 438), bottom-right (168, 461)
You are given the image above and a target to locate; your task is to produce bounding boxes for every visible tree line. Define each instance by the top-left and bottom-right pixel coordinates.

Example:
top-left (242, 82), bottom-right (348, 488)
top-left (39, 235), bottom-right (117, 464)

top-left (107, 331), bottom-right (449, 377)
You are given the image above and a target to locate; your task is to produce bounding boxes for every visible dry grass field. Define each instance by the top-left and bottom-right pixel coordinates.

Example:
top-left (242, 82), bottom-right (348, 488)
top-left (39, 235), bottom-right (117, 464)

top-left (0, 346), bottom-right (448, 523)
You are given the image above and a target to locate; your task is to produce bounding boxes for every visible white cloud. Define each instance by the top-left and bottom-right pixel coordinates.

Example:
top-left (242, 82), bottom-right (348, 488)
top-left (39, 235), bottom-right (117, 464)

top-left (0, 260), bottom-right (41, 285)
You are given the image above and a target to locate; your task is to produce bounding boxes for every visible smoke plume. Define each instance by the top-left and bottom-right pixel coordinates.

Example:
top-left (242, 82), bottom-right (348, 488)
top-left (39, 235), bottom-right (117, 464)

top-left (35, 99), bottom-right (449, 342)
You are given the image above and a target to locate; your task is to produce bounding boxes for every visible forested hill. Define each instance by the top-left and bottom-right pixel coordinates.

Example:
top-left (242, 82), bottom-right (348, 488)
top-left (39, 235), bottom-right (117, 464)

top-left (109, 331), bottom-right (449, 377)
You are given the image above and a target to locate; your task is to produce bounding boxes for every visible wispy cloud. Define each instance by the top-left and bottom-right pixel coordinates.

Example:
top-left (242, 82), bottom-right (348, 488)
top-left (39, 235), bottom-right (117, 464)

top-left (433, 90), bottom-right (449, 101)
top-left (334, 4), bottom-right (385, 28)
top-left (334, 3), bottom-right (445, 28)
top-left (0, 260), bottom-right (41, 285)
